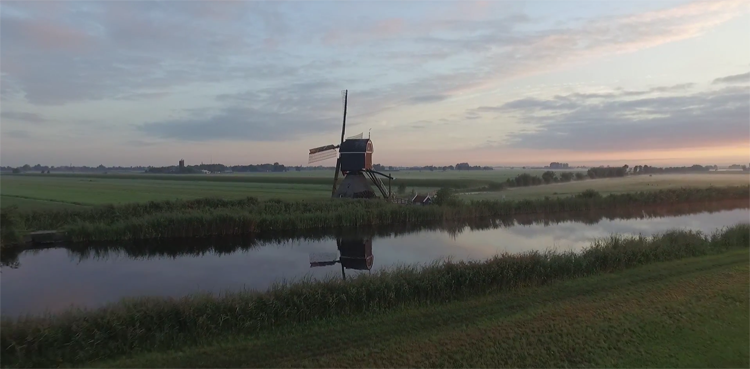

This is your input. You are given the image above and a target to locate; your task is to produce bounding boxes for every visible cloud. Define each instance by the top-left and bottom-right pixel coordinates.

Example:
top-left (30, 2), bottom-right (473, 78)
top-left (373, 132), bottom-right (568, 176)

top-left (139, 106), bottom-right (336, 142)
top-left (139, 80), bottom-right (345, 142)
top-left (1, 110), bottom-right (48, 124)
top-left (713, 72), bottom-right (750, 84)
top-left (484, 86), bottom-right (749, 152)
top-left (6, 0), bottom-right (740, 110)
top-left (1, 0), bottom-right (747, 165)
top-left (477, 83), bottom-right (700, 113)
top-left (407, 95), bottom-right (449, 104)
top-left (0, 1), bottom-right (295, 105)
top-left (480, 98), bottom-right (580, 112)
top-left (4, 130), bottom-right (31, 139)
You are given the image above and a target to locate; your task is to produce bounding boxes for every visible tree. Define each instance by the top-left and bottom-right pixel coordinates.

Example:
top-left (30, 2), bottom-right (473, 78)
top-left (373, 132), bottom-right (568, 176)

top-left (542, 171), bottom-right (556, 184)
top-left (560, 172), bottom-right (574, 182)
top-left (397, 182), bottom-right (407, 195)
top-left (574, 172), bottom-right (586, 180)
top-left (434, 187), bottom-right (459, 206)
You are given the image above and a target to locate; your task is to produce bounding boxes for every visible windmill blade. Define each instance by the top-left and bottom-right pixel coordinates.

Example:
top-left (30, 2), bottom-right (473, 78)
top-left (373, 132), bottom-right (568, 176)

top-left (347, 132), bottom-right (363, 140)
top-left (339, 90), bottom-right (348, 145)
top-left (309, 149), bottom-right (338, 164)
top-left (310, 252), bottom-right (340, 267)
top-left (309, 144), bottom-right (338, 154)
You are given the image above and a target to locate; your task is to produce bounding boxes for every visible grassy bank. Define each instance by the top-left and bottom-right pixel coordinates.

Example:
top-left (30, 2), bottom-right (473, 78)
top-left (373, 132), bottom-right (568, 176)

top-left (2, 224), bottom-right (748, 367)
top-left (2, 186), bottom-right (748, 245)
top-left (97, 249), bottom-right (750, 368)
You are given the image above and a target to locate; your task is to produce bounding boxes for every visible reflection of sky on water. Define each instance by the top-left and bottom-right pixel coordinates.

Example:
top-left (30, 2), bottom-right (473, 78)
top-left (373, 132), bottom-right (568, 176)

top-left (2, 209), bottom-right (748, 317)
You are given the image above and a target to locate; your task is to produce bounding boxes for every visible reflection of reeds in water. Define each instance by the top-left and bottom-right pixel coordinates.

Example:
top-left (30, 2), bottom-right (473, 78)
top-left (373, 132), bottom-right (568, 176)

top-left (0, 252), bottom-right (21, 273)
top-left (2, 199), bottom-right (746, 267)
top-left (2, 224), bottom-right (748, 368)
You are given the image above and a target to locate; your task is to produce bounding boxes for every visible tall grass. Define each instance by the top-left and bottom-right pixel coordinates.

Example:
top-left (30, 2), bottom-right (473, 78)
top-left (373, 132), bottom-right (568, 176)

top-left (2, 186), bottom-right (748, 244)
top-left (0, 208), bottom-right (22, 251)
top-left (1, 224), bottom-right (748, 367)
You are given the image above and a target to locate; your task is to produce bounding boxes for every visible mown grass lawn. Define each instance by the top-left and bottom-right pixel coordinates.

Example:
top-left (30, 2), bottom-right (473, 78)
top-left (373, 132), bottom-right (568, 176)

top-left (95, 249), bottom-right (749, 368)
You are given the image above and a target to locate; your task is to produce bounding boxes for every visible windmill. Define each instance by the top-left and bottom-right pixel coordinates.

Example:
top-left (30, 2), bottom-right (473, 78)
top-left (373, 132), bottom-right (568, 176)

top-left (309, 236), bottom-right (373, 281)
top-left (308, 90), bottom-right (395, 199)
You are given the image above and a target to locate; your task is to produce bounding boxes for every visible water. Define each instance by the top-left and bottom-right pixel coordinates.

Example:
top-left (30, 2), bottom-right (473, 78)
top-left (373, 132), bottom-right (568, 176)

top-left (1, 202), bottom-right (748, 317)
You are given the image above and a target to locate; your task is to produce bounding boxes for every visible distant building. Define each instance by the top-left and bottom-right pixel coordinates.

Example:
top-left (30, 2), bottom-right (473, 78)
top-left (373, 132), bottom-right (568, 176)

top-left (179, 159), bottom-right (185, 171)
top-left (549, 162), bottom-right (569, 169)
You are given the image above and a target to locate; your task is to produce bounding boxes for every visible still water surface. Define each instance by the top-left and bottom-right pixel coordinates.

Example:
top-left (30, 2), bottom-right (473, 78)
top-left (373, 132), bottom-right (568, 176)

top-left (2, 203), bottom-right (748, 317)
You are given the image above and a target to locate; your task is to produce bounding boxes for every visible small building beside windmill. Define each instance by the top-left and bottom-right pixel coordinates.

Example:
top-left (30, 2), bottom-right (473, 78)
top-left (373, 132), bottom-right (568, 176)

top-left (411, 193), bottom-right (433, 205)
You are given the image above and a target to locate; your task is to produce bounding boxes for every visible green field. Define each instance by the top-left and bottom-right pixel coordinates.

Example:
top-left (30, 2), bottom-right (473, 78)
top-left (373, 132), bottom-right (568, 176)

top-left (0, 176), bottom-right (331, 208)
top-left (466, 173), bottom-right (750, 200)
top-left (0, 170), bottom-right (531, 209)
top-left (2, 171), bottom-right (746, 210)
top-left (92, 250), bottom-right (750, 367)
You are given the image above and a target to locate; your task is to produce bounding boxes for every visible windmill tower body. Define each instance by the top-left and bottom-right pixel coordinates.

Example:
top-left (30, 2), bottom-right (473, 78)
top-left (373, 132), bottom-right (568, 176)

top-left (309, 236), bottom-right (374, 281)
top-left (334, 138), bottom-right (376, 198)
top-left (307, 90), bottom-right (394, 199)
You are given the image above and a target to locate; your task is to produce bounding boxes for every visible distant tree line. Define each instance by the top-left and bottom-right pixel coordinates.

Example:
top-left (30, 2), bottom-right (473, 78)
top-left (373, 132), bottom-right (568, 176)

top-left (146, 162), bottom-right (289, 174)
top-left (499, 171), bottom-right (588, 189)
top-left (587, 165), bottom-right (629, 179)
top-left (587, 164), bottom-right (716, 178)
top-left (633, 164), bottom-right (714, 174)
top-left (489, 163), bottom-right (726, 191)
top-left (370, 163), bottom-right (492, 172)
top-left (547, 162), bottom-right (569, 169)
top-left (2, 164), bottom-right (149, 174)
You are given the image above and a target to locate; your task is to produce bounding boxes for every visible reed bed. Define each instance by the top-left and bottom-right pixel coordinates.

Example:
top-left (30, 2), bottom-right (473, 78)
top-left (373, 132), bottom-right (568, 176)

top-left (0, 208), bottom-right (22, 251)
top-left (2, 186), bottom-right (748, 245)
top-left (2, 198), bottom-right (745, 268)
top-left (1, 224), bottom-right (749, 367)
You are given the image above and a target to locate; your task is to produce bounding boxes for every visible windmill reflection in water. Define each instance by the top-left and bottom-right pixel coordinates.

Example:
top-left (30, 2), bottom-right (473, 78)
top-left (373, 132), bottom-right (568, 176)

top-left (309, 236), bottom-right (374, 280)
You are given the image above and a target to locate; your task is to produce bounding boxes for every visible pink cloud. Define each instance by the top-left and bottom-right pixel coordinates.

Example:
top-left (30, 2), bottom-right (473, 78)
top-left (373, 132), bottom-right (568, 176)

top-left (371, 18), bottom-right (405, 37)
top-left (14, 18), bottom-right (92, 52)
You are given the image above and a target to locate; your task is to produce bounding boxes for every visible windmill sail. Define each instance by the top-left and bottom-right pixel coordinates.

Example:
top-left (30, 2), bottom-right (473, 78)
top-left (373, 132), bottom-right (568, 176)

top-left (308, 144), bottom-right (338, 164)
top-left (310, 252), bottom-right (340, 267)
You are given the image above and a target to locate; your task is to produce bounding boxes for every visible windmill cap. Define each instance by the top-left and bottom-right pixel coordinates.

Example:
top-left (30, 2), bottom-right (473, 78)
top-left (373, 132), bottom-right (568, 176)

top-left (339, 138), bottom-right (373, 153)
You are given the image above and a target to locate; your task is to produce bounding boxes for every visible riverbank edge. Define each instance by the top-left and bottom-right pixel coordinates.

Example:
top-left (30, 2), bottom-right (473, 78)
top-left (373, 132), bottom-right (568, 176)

top-left (95, 248), bottom-right (750, 368)
top-left (2, 224), bottom-right (748, 367)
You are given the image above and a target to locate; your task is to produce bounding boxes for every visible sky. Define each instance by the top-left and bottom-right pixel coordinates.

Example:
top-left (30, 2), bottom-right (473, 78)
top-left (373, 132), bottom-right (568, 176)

top-left (1, 0), bottom-right (749, 167)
